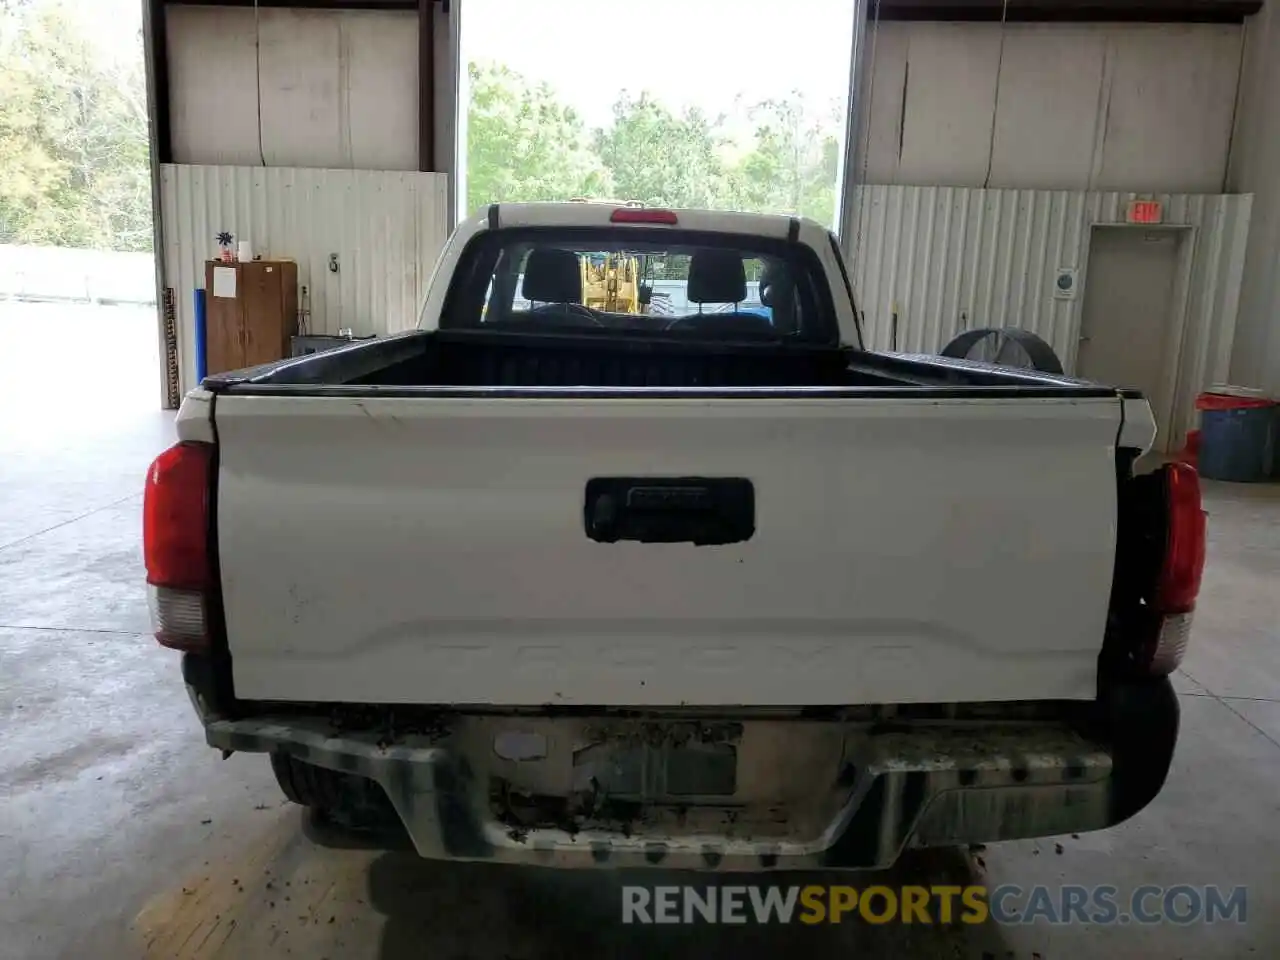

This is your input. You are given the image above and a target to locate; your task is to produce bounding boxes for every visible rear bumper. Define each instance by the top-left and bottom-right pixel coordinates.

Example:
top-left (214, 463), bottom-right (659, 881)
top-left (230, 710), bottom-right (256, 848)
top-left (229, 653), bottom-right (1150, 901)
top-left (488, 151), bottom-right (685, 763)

top-left (186, 659), bottom-right (1178, 871)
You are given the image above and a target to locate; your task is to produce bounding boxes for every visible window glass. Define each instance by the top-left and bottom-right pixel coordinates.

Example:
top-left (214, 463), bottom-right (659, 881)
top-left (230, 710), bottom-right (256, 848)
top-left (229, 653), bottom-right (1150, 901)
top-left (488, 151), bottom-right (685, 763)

top-left (450, 228), bottom-right (837, 342)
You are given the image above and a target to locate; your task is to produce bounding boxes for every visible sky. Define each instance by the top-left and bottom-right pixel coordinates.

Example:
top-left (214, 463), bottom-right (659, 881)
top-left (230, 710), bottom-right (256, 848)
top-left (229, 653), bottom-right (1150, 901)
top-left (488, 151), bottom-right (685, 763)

top-left (461, 0), bottom-right (856, 129)
top-left (72, 0), bottom-right (144, 62)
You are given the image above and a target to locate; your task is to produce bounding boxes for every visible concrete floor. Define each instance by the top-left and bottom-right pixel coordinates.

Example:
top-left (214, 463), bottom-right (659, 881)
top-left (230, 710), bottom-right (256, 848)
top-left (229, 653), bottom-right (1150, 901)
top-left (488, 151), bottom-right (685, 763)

top-left (3, 303), bottom-right (1279, 958)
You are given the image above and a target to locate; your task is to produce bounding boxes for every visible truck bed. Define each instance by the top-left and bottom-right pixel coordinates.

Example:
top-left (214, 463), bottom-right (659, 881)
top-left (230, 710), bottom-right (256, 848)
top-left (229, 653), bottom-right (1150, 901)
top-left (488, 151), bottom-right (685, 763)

top-left (203, 329), bottom-right (1133, 395)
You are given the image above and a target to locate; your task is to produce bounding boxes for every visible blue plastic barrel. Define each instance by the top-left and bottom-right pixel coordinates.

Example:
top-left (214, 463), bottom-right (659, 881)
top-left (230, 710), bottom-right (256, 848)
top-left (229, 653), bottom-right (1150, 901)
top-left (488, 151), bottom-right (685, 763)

top-left (1196, 392), bottom-right (1279, 482)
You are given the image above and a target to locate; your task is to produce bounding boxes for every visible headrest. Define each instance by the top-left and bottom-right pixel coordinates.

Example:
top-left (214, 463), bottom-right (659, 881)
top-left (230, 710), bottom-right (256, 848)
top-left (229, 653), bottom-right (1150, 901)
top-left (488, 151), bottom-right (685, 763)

top-left (758, 262), bottom-right (795, 308)
top-left (522, 248), bottom-right (582, 303)
top-left (687, 250), bottom-right (747, 304)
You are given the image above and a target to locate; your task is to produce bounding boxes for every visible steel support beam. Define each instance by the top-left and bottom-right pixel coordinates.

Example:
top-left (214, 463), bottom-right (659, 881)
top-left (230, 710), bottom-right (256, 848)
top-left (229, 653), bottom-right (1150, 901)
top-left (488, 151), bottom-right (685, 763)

top-left (144, 0), bottom-right (173, 165)
top-left (419, 0), bottom-right (436, 172)
top-left (877, 0), bottom-right (1261, 22)
top-left (165, 0), bottom-right (418, 8)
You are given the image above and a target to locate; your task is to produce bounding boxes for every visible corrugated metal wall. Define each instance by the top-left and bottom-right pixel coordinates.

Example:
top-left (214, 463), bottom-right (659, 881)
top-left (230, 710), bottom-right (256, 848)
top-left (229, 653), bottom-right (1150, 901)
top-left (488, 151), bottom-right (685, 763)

top-left (160, 165), bottom-right (449, 393)
top-left (845, 186), bottom-right (1253, 446)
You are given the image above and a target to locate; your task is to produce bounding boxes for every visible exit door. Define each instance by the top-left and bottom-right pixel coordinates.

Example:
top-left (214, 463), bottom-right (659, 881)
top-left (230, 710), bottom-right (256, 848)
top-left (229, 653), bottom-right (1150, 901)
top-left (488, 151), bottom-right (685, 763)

top-left (1077, 227), bottom-right (1186, 451)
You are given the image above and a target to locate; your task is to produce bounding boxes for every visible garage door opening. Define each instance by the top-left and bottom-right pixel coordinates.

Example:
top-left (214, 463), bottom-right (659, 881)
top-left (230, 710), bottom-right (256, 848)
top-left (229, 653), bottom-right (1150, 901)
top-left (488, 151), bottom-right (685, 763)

top-left (0, 0), bottom-right (159, 415)
top-left (457, 0), bottom-right (857, 229)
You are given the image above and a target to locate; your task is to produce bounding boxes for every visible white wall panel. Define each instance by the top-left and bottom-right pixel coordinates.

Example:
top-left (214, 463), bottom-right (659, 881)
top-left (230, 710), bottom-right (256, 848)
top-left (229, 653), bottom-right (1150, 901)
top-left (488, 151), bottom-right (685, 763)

top-left (854, 22), bottom-right (909, 189)
top-left (987, 27), bottom-right (1109, 189)
top-left (860, 22), bottom-right (1243, 193)
top-left (166, 6), bottom-right (259, 166)
top-left (1098, 27), bottom-right (1242, 193)
top-left (1226, 4), bottom-right (1280, 394)
top-left (167, 6), bottom-right (418, 170)
top-left (342, 12), bottom-right (421, 172)
top-left (897, 25), bottom-right (1002, 185)
top-left (846, 186), bottom-right (1252, 447)
top-left (160, 165), bottom-right (449, 393)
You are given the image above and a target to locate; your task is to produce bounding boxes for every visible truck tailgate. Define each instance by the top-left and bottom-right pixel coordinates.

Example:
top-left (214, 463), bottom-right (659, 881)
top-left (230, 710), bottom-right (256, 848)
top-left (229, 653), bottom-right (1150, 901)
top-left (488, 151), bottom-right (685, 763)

top-left (213, 393), bottom-right (1125, 706)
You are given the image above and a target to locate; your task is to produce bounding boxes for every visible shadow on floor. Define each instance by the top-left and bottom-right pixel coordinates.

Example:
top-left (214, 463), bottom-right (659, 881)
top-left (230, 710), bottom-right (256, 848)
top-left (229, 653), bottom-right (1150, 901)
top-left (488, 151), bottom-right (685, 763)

top-left (356, 830), bottom-right (1011, 959)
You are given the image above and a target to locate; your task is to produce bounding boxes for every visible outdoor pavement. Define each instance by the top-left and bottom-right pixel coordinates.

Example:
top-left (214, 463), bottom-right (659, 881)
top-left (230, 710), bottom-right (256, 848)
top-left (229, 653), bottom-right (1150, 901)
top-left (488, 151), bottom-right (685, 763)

top-left (1, 300), bottom-right (1278, 958)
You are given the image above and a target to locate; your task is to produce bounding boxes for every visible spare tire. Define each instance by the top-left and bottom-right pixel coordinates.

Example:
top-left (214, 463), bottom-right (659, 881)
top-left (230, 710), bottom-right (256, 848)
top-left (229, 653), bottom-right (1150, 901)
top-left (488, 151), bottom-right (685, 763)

top-left (940, 327), bottom-right (1064, 375)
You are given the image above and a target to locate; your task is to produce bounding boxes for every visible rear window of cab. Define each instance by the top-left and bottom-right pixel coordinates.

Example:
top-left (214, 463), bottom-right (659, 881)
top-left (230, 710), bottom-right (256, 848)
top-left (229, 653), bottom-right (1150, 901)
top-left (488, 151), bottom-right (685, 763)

top-left (440, 226), bottom-right (844, 344)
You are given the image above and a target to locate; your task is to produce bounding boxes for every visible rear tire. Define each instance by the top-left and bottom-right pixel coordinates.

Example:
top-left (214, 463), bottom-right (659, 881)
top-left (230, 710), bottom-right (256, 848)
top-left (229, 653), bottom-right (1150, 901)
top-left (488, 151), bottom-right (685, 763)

top-left (269, 752), bottom-right (397, 833)
top-left (269, 752), bottom-right (346, 809)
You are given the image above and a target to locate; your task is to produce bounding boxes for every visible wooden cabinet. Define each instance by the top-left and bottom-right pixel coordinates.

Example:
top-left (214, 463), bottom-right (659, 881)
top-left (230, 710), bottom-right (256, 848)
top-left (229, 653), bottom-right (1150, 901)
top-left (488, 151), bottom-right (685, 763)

top-left (205, 260), bottom-right (299, 374)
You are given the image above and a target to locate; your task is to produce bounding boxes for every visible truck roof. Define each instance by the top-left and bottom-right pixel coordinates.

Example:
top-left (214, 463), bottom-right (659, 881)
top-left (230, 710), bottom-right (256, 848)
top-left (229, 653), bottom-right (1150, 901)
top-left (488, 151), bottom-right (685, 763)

top-left (474, 202), bottom-right (832, 246)
top-left (421, 201), bottom-right (856, 340)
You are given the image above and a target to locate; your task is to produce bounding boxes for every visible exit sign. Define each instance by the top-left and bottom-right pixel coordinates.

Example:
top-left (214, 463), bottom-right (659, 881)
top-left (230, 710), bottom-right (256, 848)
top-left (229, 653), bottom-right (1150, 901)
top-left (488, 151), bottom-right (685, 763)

top-left (1127, 200), bottom-right (1163, 224)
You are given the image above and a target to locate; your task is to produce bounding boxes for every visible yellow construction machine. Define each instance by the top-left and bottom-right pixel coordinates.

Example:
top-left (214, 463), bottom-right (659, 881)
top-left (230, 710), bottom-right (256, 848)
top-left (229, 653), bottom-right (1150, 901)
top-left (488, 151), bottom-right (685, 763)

top-left (579, 252), bottom-right (641, 313)
top-left (568, 198), bottom-right (648, 314)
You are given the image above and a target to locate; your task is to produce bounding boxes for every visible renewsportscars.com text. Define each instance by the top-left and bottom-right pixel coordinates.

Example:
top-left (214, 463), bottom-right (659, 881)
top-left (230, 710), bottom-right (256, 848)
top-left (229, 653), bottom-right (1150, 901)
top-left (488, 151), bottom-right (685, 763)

top-left (621, 884), bottom-right (1247, 926)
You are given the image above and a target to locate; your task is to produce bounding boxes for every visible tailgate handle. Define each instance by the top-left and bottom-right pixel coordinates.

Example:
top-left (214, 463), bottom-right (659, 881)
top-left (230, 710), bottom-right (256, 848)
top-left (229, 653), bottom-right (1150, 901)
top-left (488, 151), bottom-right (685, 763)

top-left (585, 478), bottom-right (755, 546)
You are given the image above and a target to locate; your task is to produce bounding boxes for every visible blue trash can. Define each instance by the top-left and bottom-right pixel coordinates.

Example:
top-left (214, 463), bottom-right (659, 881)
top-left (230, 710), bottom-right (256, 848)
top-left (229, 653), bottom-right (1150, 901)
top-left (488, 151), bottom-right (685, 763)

top-left (1196, 392), bottom-right (1279, 482)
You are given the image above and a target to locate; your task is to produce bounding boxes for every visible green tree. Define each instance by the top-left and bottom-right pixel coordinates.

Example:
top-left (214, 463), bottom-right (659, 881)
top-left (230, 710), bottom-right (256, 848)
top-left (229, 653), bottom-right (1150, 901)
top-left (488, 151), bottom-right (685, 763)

top-left (725, 94), bottom-right (842, 228)
top-left (0, 53), bottom-right (69, 242)
top-left (0, 0), bottom-right (151, 250)
top-left (593, 93), bottom-right (728, 209)
top-left (465, 61), bottom-right (608, 213)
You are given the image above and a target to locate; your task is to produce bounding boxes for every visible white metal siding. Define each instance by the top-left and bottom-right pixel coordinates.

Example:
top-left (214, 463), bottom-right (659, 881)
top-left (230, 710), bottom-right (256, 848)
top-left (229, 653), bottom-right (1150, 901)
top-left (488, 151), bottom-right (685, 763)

top-left (845, 186), bottom-right (1253, 446)
top-left (858, 22), bottom-right (1243, 193)
top-left (160, 164), bottom-right (449, 393)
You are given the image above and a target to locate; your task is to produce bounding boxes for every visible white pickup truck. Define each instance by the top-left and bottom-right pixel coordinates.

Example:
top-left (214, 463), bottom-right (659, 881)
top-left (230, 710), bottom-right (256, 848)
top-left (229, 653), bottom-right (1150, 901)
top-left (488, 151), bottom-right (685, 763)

top-left (145, 203), bottom-right (1205, 871)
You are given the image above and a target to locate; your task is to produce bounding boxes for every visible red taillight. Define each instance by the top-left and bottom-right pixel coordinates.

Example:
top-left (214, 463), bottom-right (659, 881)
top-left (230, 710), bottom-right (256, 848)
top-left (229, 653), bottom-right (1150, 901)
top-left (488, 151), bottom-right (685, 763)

top-left (1157, 462), bottom-right (1206, 615)
top-left (144, 441), bottom-right (212, 588)
top-left (610, 208), bottom-right (678, 225)
top-left (143, 441), bottom-right (213, 650)
top-left (1139, 462), bottom-right (1207, 676)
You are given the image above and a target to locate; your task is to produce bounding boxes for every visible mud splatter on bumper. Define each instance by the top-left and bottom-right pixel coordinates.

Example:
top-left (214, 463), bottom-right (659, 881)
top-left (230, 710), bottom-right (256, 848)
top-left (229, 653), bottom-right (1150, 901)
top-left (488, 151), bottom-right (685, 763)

top-left (194, 691), bottom-right (1177, 872)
